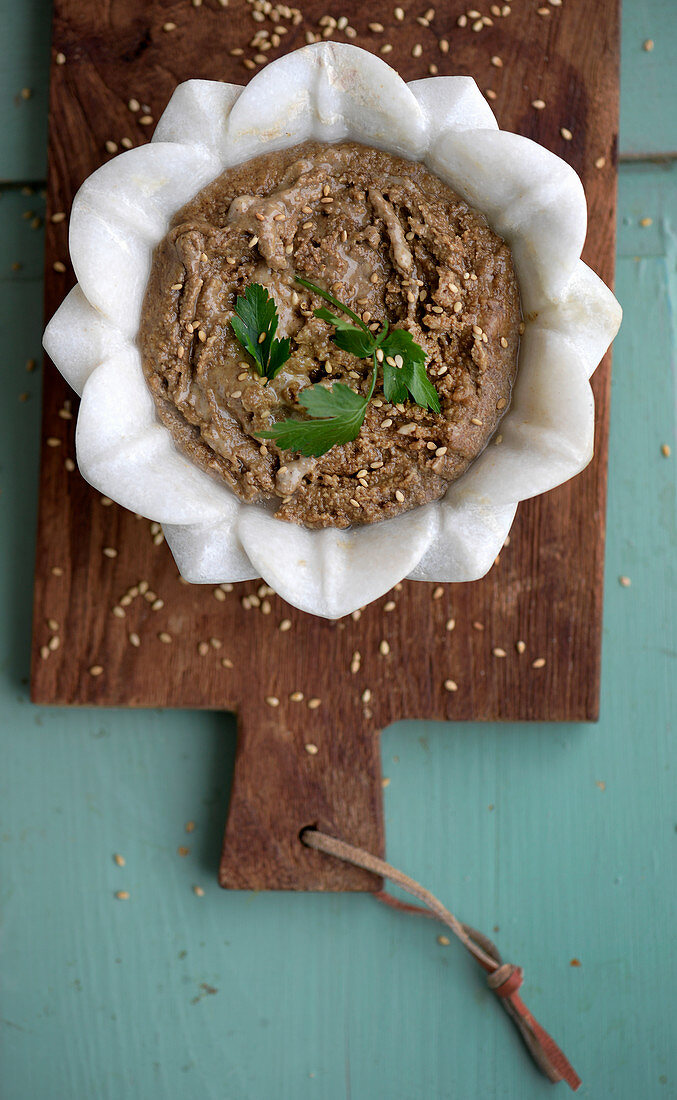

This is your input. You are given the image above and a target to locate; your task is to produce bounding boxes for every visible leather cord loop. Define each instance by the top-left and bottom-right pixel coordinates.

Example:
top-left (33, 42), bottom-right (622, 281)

top-left (301, 827), bottom-right (581, 1092)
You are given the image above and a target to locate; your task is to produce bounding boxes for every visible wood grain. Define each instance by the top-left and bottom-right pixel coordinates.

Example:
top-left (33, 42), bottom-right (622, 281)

top-left (32, 0), bottom-right (619, 889)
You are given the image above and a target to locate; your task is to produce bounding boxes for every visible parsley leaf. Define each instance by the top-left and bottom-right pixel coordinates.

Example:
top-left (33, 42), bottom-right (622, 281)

top-left (380, 329), bottom-right (441, 413)
top-left (230, 283), bottom-right (290, 380)
top-left (255, 275), bottom-right (441, 457)
top-left (259, 382), bottom-right (369, 457)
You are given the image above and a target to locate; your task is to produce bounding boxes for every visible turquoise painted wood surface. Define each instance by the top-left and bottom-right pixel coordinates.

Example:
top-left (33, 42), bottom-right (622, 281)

top-left (1, 1), bottom-right (676, 1096)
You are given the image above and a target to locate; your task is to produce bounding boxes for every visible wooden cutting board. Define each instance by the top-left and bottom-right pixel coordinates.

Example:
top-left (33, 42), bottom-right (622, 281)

top-left (31, 0), bottom-right (619, 890)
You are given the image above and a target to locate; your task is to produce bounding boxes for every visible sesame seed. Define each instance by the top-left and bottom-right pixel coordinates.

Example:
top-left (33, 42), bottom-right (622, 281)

top-left (51, 567), bottom-right (63, 576)
top-left (472, 621), bottom-right (485, 631)
top-left (457, 14), bottom-right (467, 26)
top-left (290, 691), bottom-right (304, 702)
top-left (40, 645), bottom-right (50, 661)
top-left (221, 657), bottom-right (234, 669)
top-left (265, 695), bottom-right (279, 708)
top-left (56, 51), bottom-right (66, 64)
top-left (432, 586), bottom-right (444, 600)
top-left (560, 127), bottom-right (573, 141)
top-left (412, 44), bottom-right (422, 58)
top-left (643, 38), bottom-right (654, 51)
top-left (368, 21), bottom-right (384, 31)
top-left (493, 647), bottom-right (507, 658)
top-left (384, 601), bottom-right (396, 612)
top-left (193, 886), bottom-right (205, 897)
top-left (129, 632), bottom-right (141, 647)
top-left (595, 156), bottom-right (607, 169)
top-left (471, 417), bottom-right (484, 426)
top-left (379, 640), bottom-right (391, 656)
top-left (438, 934), bottom-right (451, 946)
top-left (661, 444), bottom-right (671, 457)
top-left (491, 55), bottom-right (503, 67)
top-left (105, 140), bottom-right (118, 154)
top-left (496, 398), bottom-right (508, 410)
top-left (279, 619), bottom-right (292, 632)
top-left (516, 640), bottom-right (526, 654)
top-left (115, 891), bottom-right (130, 900)
top-left (138, 580), bottom-right (149, 594)
top-left (531, 99), bottom-right (546, 110)
top-left (444, 679), bottom-right (458, 692)
top-left (532, 658), bottom-right (546, 669)
top-left (639, 217), bottom-right (653, 228)
top-left (619, 575), bottom-right (631, 587)
top-left (395, 490), bottom-right (405, 502)
top-left (114, 853), bottom-right (125, 867)
top-left (158, 632), bottom-right (172, 644)
top-left (307, 697), bottom-right (322, 710)
top-left (139, 115), bottom-right (153, 125)
top-left (362, 689), bottom-right (372, 704)
top-left (53, 261), bottom-right (66, 273)
top-left (394, 6), bottom-right (404, 20)
top-left (89, 665), bottom-right (104, 676)
top-left (64, 458), bottom-right (75, 472)
top-left (103, 547), bottom-right (118, 558)
top-left (305, 743), bottom-right (319, 754)
top-left (112, 606), bottom-right (125, 619)
top-left (446, 618), bottom-right (456, 631)
top-left (128, 98), bottom-right (140, 112)
top-left (48, 635), bottom-right (60, 652)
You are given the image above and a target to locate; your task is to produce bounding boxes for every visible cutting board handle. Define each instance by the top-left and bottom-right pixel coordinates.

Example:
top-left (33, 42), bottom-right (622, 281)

top-left (219, 699), bottom-right (384, 890)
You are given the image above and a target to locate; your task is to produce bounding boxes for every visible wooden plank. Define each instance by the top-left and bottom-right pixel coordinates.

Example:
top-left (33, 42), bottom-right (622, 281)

top-left (32, 0), bottom-right (619, 889)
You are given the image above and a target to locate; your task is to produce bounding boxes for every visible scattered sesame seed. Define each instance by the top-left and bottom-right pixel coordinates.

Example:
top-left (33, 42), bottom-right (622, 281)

top-left (444, 679), bottom-right (458, 692)
top-left (56, 51), bottom-right (66, 64)
top-left (639, 217), bottom-right (653, 228)
top-left (395, 490), bottom-right (405, 502)
top-left (368, 21), bottom-right (384, 31)
top-left (384, 600), bottom-right (396, 612)
top-left (221, 657), bottom-right (234, 669)
top-left (290, 691), bottom-right (304, 702)
top-left (532, 658), bottom-right (546, 669)
top-left (379, 640), bottom-right (391, 656)
top-left (472, 621), bottom-right (485, 631)
top-left (103, 547), bottom-right (118, 558)
top-left (432, 586), bottom-right (444, 600)
top-left (643, 38), bottom-right (654, 51)
top-left (115, 890), bottom-right (130, 900)
top-left (445, 618), bottom-right (456, 632)
top-left (89, 665), bottom-right (104, 676)
top-left (307, 697), bottom-right (322, 710)
top-left (382, 777), bottom-right (391, 788)
top-left (51, 566), bottom-right (63, 576)
top-left (516, 640), bottom-right (526, 654)
top-left (493, 647), bottom-right (507, 658)
top-left (48, 635), bottom-right (60, 652)
top-left (105, 140), bottom-right (118, 154)
top-left (193, 885), bottom-right (205, 897)
top-left (177, 846), bottom-right (189, 857)
top-left (531, 99), bottom-right (546, 110)
top-left (595, 156), bottom-right (607, 169)
top-left (128, 632), bottom-right (141, 648)
top-left (437, 934), bottom-right (451, 946)
top-left (158, 632), bottom-right (172, 644)
top-left (412, 43), bottom-right (423, 58)
top-left (53, 261), bottom-right (66, 273)
top-left (661, 444), bottom-right (671, 457)
top-left (619, 575), bottom-right (631, 587)
top-left (279, 619), bottom-right (292, 632)
top-left (560, 127), bottom-right (573, 141)
top-left (265, 695), bottom-right (280, 707)
top-left (491, 55), bottom-right (503, 67)
top-left (394, 6), bottom-right (404, 20)
top-left (305, 743), bottom-right (319, 755)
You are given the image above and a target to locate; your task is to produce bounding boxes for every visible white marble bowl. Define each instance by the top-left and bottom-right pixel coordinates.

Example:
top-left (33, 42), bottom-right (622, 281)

top-left (43, 43), bottom-right (621, 618)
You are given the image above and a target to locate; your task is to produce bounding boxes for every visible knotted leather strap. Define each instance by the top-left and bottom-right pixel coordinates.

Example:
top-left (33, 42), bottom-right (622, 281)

top-left (301, 828), bottom-right (581, 1091)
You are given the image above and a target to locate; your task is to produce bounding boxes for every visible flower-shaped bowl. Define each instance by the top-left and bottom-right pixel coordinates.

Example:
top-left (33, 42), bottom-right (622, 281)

top-left (43, 42), bottom-right (621, 619)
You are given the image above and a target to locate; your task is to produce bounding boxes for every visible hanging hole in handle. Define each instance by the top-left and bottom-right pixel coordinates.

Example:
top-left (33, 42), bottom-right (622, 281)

top-left (299, 823), bottom-right (319, 846)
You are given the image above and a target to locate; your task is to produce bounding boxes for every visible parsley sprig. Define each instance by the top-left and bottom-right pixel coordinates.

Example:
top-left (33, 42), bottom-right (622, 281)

top-left (231, 283), bottom-right (291, 381)
top-left (239, 275), bottom-right (440, 457)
